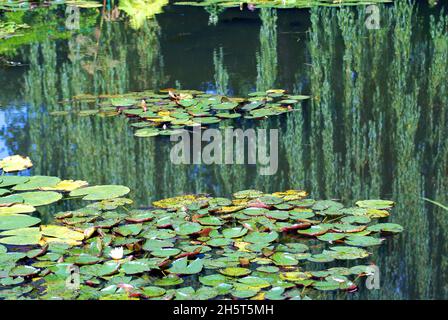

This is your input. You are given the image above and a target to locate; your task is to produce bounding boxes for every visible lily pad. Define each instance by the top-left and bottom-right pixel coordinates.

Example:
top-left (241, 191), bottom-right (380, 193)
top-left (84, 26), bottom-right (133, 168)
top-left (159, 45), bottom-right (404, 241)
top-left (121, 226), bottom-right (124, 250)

top-left (70, 185), bottom-right (131, 201)
top-left (0, 155), bottom-right (33, 172)
top-left (0, 214), bottom-right (41, 230)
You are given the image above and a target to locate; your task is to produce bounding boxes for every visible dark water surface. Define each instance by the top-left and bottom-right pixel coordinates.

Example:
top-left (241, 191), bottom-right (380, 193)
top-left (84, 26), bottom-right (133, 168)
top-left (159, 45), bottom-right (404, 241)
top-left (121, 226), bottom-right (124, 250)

top-left (0, 2), bottom-right (447, 299)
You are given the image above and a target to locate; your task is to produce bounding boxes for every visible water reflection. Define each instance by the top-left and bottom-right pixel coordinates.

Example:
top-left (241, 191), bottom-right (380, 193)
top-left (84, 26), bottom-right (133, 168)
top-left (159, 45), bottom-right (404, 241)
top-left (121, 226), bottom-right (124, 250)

top-left (0, 2), bottom-right (447, 299)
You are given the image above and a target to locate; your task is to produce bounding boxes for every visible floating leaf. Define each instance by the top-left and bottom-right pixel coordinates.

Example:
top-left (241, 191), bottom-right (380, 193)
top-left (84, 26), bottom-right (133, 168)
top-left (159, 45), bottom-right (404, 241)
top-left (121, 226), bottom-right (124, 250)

top-left (356, 200), bottom-right (394, 210)
top-left (41, 180), bottom-right (89, 192)
top-left (168, 257), bottom-right (203, 275)
top-left (0, 155), bottom-right (33, 172)
top-left (13, 176), bottom-right (61, 191)
top-left (271, 252), bottom-right (299, 266)
top-left (0, 227), bottom-right (41, 245)
top-left (0, 214), bottom-right (41, 230)
top-left (367, 223), bottom-right (403, 233)
top-left (0, 203), bottom-right (36, 215)
top-left (40, 225), bottom-right (84, 241)
top-left (219, 267), bottom-right (251, 277)
top-left (222, 227), bottom-right (248, 238)
top-left (70, 185), bottom-right (130, 201)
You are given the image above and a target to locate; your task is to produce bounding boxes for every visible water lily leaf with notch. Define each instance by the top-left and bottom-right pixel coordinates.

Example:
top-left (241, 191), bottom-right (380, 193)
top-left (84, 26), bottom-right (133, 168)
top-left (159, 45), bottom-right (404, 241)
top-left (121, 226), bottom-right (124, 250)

top-left (197, 216), bottom-right (223, 226)
top-left (341, 215), bottom-right (371, 224)
top-left (222, 227), bottom-right (247, 238)
top-left (231, 289), bottom-right (258, 299)
top-left (153, 195), bottom-right (210, 209)
top-left (121, 259), bottom-right (155, 274)
top-left (95, 261), bottom-right (120, 277)
top-left (271, 252), bottom-right (298, 266)
top-left (89, 198), bottom-right (133, 211)
top-left (40, 225), bottom-right (84, 241)
top-left (211, 102), bottom-right (238, 110)
top-left (207, 237), bottom-right (233, 247)
top-left (151, 248), bottom-right (181, 258)
top-left (41, 180), bottom-right (89, 192)
top-left (317, 233), bottom-right (346, 242)
top-left (243, 208), bottom-right (268, 216)
top-left (142, 286), bottom-right (166, 298)
top-left (265, 287), bottom-right (285, 300)
top-left (0, 155), bottom-right (33, 172)
top-left (110, 98), bottom-right (136, 107)
top-left (266, 210), bottom-right (289, 220)
top-left (0, 227), bottom-right (41, 245)
top-left (115, 223), bottom-right (143, 237)
top-left (367, 223), bottom-right (403, 233)
top-left (233, 190), bottom-right (264, 199)
top-left (327, 246), bottom-right (369, 260)
top-left (276, 243), bottom-right (309, 253)
top-left (69, 185), bottom-right (130, 201)
top-left (312, 200), bottom-right (343, 211)
top-left (174, 222), bottom-right (202, 236)
top-left (0, 214), bottom-right (41, 230)
top-left (238, 276), bottom-right (271, 289)
top-left (199, 274), bottom-right (229, 286)
top-left (0, 176), bottom-right (29, 188)
top-left (66, 253), bottom-right (102, 266)
top-left (244, 231), bottom-right (278, 243)
top-left (332, 223), bottom-right (366, 233)
top-left (9, 265), bottom-right (39, 277)
top-left (307, 253), bottom-right (335, 263)
top-left (13, 191), bottom-right (62, 207)
top-left (289, 210), bottom-right (315, 220)
top-left (366, 209), bottom-right (390, 218)
top-left (256, 266), bottom-right (279, 273)
top-left (313, 280), bottom-right (341, 291)
top-left (345, 235), bottom-right (384, 247)
top-left (143, 239), bottom-right (174, 251)
top-left (356, 200), bottom-right (394, 210)
top-left (288, 199), bottom-right (316, 208)
top-left (168, 257), bottom-right (204, 275)
top-left (12, 176), bottom-right (61, 191)
top-left (154, 274), bottom-right (184, 286)
top-left (219, 267), bottom-right (251, 277)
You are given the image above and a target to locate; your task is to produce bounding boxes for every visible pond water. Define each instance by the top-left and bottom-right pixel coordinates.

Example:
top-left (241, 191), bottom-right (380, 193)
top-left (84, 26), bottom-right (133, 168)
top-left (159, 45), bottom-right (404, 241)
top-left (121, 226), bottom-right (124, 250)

top-left (0, 1), bottom-right (447, 299)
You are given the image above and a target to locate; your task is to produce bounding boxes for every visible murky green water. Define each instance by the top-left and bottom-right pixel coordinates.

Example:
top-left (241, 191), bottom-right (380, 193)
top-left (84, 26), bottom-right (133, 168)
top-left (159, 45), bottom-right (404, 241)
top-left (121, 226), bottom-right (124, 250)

top-left (0, 1), bottom-right (447, 299)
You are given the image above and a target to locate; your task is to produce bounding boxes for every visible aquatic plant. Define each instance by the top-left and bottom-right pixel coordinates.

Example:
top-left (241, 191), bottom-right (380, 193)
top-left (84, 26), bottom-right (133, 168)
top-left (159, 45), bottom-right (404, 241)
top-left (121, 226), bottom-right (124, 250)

top-left (0, 155), bottom-right (403, 300)
top-left (67, 89), bottom-right (310, 137)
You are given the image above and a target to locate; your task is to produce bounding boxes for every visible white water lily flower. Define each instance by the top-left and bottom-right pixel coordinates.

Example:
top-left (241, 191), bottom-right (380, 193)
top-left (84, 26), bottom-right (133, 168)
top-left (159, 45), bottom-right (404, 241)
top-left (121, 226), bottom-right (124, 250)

top-left (109, 247), bottom-right (124, 260)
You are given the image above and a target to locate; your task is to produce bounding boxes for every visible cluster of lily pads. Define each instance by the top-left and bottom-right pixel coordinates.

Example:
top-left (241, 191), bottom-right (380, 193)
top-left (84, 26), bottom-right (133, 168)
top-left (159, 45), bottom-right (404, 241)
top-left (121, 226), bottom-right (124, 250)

top-left (66, 89), bottom-right (310, 137)
top-left (0, 155), bottom-right (403, 300)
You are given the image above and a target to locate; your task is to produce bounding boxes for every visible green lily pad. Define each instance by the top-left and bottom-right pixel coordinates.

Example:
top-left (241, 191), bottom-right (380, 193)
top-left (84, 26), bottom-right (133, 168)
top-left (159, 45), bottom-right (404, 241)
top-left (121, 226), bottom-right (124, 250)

top-left (0, 227), bottom-right (41, 245)
top-left (13, 176), bottom-right (61, 191)
top-left (168, 257), bottom-right (204, 275)
top-left (219, 267), bottom-right (251, 277)
top-left (244, 231), bottom-right (278, 243)
top-left (0, 214), bottom-right (41, 230)
top-left (222, 227), bottom-right (248, 238)
top-left (367, 223), bottom-right (403, 233)
top-left (356, 200), bottom-right (394, 210)
top-left (142, 286), bottom-right (166, 298)
top-left (70, 185), bottom-right (131, 201)
top-left (271, 252), bottom-right (299, 266)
